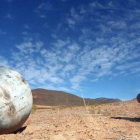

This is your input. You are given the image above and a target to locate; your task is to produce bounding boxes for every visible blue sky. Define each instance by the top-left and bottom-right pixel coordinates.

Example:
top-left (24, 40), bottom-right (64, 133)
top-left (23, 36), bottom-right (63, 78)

top-left (0, 0), bottom-right (140, 100)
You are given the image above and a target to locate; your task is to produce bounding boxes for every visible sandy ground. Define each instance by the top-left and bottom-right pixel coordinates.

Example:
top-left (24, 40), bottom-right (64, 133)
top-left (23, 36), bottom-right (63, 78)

top-left (0, 100), bottom-right (140, 140)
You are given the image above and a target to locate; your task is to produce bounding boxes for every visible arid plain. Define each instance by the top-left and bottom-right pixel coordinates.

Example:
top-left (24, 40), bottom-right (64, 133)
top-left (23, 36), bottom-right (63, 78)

top-left (0, 99), bottom-right (140, 140)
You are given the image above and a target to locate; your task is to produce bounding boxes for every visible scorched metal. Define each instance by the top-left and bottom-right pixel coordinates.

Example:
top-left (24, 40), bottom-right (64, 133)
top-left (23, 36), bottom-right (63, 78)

top-left (0, 66), bottom-right (33, 134)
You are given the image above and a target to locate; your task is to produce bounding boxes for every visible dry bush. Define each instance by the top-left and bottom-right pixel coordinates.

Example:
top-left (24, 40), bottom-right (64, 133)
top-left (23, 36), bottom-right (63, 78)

top-left (31, 104), bottom-right (37, 113)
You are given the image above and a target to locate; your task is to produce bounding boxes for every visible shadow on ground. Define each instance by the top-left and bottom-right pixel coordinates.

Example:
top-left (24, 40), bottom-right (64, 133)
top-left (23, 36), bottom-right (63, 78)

top-left (111, 117), bottom-right (140, 122)
top-left (14, 126), bottom-right (27, 134)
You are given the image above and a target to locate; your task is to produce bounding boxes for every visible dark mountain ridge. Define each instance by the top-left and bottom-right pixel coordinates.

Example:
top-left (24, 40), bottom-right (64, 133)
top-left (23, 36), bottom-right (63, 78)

top-left (32, 88), bottom-right (121, 107)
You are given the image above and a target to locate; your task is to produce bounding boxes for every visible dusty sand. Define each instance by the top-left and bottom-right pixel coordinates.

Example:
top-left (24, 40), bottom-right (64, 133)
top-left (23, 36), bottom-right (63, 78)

top-left (0, 100), bottom-right (140, 140)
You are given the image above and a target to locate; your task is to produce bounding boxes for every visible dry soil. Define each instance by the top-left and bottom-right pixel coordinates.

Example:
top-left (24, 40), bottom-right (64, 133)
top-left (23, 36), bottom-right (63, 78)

top-left (0, 99), bottom-right (140, 140)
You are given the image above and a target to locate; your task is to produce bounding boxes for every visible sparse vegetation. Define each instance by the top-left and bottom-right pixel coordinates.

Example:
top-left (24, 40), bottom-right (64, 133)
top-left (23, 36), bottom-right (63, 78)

top-left (97, 108), bottom-right (101, 114)
top-left (113, 102), bottom-right (121, 106)
top-left (52, 108), bottom-right (56, 111)
top-left (90, 105), bottom-right (95, 114)
top-left (31, 104), bottom-right (37, 113)
top-left (1, 99), bottom-right (139, 139)
top-left (59, 105), bottom-right (67, 110)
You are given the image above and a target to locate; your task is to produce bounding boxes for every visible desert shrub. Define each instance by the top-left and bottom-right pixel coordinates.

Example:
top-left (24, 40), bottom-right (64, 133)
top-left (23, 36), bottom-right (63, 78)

top-left (113, 102), bottom-right (121, 106)
top-left (31, 104), bottom-right (37, 113)
top-left (97, 108), bottom-right (101, 114)
top-left (59, 105), bottom-right (67, 110)
top-left (52, 108), bottom-right (56, 111)
top-left (94, 104), bottom-right (98, 107)
top-left (90, 105), bottom-right (95, 114)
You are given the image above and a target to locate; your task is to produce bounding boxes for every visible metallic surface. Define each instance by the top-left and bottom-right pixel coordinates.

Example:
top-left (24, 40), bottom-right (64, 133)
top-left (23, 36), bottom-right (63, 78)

top-left (0, 66), bottom-right (33, 134)
top-left (137, 93), bottom-right (140, 103)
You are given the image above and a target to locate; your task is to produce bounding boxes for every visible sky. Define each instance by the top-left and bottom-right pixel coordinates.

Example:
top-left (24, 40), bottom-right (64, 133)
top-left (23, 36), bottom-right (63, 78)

top-left (0, 0), bottom-right (140, 101)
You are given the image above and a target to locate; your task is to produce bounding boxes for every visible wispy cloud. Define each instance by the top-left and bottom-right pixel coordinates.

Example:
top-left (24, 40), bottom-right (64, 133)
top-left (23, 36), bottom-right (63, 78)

top-left (67, 18), bottom-right (75, 27)
top-left (1, 0), bottom-right (140, 95)
top-left (116, 62), bottom-right (140, 71)
top-left (91, 78), bottom-right (99, 82)
top-left (24, 25), bottom-right (31, 29)
top-left (53, 39), bottom-right (69, 48)
top-left (89, 1), bottom-right (106, 9)
top-left (89, 1), bottom-right (122, 10)
top-left (70, 7), bottom-right (82, 21)
top-left (8, 0), bottom-right (140, 91)
top-left (35, 2), bottom-right (53, 18)
top-left (66, 7), bottom-right (84, 28)
top-left (16, 40), bottom-right (43, 54)
top-left (38, 2), bottom-right (52, 10)
top-left (70, 75), bottom-right (86, 90)
top-left (39, 15), bottom-right (46, 18)
top-left (107, 21), bottom-right (126, 29)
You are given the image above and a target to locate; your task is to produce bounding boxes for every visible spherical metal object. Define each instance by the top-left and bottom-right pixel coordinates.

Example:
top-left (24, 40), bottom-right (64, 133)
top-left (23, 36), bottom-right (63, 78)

top-left (137, 93), bottom-right (140, 103)
top-left (0, 66), bottom-right (33, 134)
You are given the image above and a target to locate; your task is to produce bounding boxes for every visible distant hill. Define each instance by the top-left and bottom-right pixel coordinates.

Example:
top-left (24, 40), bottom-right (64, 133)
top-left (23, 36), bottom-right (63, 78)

top-left (32, 88), bottom-right (121, 107)
top-left (95, 97), bottom-right (121, 103)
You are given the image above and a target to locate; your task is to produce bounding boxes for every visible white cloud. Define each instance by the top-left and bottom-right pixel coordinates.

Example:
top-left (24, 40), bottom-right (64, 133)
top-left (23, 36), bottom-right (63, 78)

top-left (37, 2), bottom-right (52, 10)
top-left (59, 51), bottom-right (74, 63)
top-left (81, 28), bottom-right (91, 34)
top-left (22, 32), bottom-right (30, 36)
top-left (91, 78), bottom-right (98, 82)
top-left (131, 67), bottom-right (140, 74)
top-left (107, 21), bottom-right (126, 29)
top-left (67, 18), bottom-right (75, 27)
top-left (1, 0), bottom-right (140, 94)
top-left (89, 1), bottom-right (121, 10)
top-left (63, 64), bottom-right (75, 72)
top-left (16, 40), bottom-right (43, 54)
top-left (53, 39), bottom-right (68, 48)
top-left (40, 15), bottom-right (46, 18)
top-left (130, 22), bottom-right (140, 29)
top-left (116, 62), bottom-right (140, 71)
top-left (22, 67), bottom-right (41, 81)
top-left (24, 25), bottom-right (31, 29)
top-left (49, 77), bottom-right (64, 84)
top-left (70, 7), bottom-right (82, 21)
top-left (79, 6), bottom-right (86, 14)
top-left (89, 1), bottom-right (105, 9)
top-left (66, 7), bottom-right (84, 28)
top-left (68, 43), bottom-right (80, 52)
top-left (99, 24), bottom-right (112, 35)
top-left (2, 32), bottom-right (140, 92)
top-left (70, 75), bottom-right (86, 90)
top-left (40, 84), bottom-right (72, 93)
top-left (84, 39), bottom-right (94, 45)
top-left (40, 49), bottom-right (47, 55)
top-left (35, 2), bottom-right (52, 18)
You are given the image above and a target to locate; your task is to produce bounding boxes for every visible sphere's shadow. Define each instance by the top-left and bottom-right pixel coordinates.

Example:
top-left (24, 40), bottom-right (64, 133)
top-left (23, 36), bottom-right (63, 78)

top-left (13, 126), bottom-right (27, 134)
top-left (111, 117), bottom-right (140, 122)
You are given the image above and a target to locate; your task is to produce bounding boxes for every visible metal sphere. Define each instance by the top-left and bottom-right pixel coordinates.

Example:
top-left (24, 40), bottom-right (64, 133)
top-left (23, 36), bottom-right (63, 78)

top-left (0, 66), bottom-right (33, 134)
top-left (137, 93), bottom-right (140, 103)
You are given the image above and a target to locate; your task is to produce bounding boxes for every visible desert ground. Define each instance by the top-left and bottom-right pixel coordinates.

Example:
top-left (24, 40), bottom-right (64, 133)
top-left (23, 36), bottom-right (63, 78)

top-left (0, 100), bottom-right (140, 140)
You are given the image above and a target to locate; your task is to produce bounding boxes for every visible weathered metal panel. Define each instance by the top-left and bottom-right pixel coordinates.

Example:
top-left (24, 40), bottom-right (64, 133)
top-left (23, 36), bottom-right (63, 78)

top-left (0, 66), bottom-right (33, 134)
